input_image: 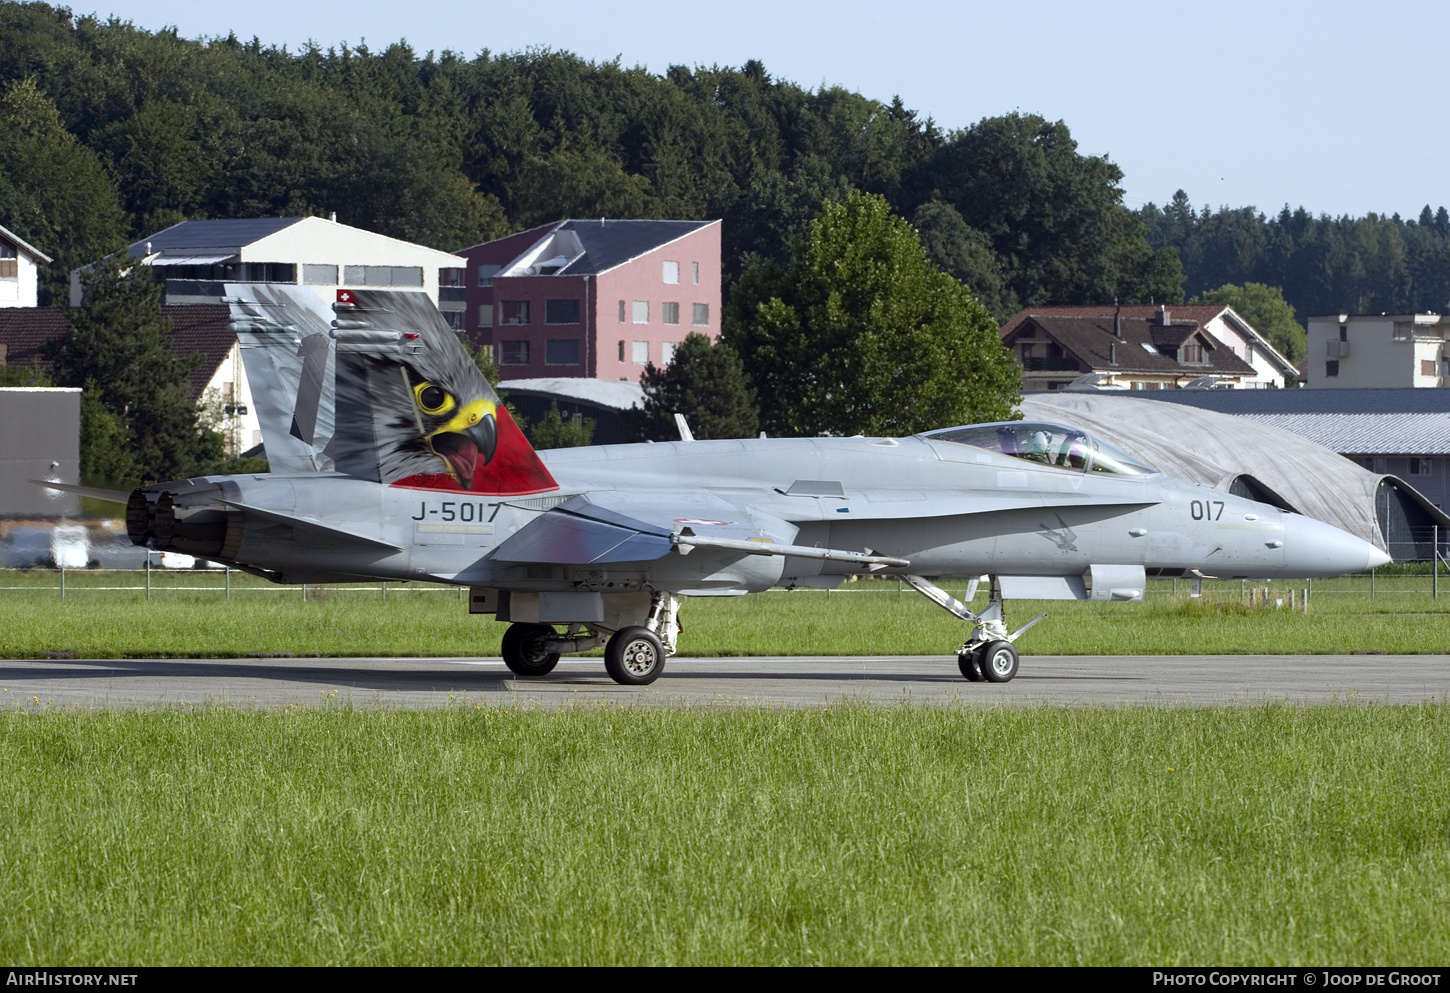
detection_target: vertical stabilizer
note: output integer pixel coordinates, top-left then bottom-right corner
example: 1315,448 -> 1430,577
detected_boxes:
226,285 -> 557,495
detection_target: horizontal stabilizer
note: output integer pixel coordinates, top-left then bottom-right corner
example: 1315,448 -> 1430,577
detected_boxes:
221,499 -> 404,551
29,480 -> 129,505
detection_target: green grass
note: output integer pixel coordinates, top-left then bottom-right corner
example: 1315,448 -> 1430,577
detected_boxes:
1,570 -> 1447,658
1,704 -> 1448,965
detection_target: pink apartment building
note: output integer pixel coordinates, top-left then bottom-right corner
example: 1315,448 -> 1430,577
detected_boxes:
459,219 -> 722,382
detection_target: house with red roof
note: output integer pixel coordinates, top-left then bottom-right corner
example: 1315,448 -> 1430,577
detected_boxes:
1000,304 -> 1298,390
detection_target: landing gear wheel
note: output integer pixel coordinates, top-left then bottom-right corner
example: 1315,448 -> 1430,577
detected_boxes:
979,640 -> 1019,683
604,626 -> 665,686
501,622 -> 560,676
957,650 -> 984,682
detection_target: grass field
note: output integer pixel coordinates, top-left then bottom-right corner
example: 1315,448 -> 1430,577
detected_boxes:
1,569 -> 1447,658
1,703 -> 1447,965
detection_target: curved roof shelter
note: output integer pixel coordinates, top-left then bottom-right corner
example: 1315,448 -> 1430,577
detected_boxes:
1021,393 -> 1450,560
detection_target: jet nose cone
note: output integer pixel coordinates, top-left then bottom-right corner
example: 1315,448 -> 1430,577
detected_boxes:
1282,514 -> 1391,577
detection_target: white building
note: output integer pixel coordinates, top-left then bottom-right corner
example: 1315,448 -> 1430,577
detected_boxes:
1307,314 -> 1450,388
0,224 -> 52,309
70,216 -> 468,324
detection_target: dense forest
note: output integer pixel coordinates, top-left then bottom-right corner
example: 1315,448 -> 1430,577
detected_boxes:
3,0 -> 1448,330
1139,191 -> 1450,321
0,0 -> 1177,317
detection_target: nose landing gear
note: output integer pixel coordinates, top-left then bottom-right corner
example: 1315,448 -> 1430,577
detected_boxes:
901,574 -> 1041,684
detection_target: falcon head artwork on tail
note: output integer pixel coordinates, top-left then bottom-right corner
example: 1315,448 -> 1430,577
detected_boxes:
228,285 -> 556,496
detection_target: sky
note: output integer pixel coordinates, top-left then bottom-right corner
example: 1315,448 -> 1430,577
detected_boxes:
90,0 -> 1450,221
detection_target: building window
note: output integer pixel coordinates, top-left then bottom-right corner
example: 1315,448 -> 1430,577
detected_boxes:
500,301 -> 531,326
1410,458 -> 1433,475
546,340 -> 581,365
632,341 -> 649,364
662,302 -> 680,325
618,340 -> 625,363
1326,360 -> 1340,377
444,311 -> 463,330
302,264 -> 338,285
344,265 -> 422,287
692,262 -> 700,285
1394,323 -> 1413,342
663,261 -> 679,284
1180,339 -> 1204,364
478,304 -> 493,328
692,303 -> 709,327
618,300 -> 626,323
0,240 -> 15,258
662,341 -> 680,364
440,268 -> 464,287
499,341 -> 530,365
1340,325 -> 1348,342
1245,343 -> 1254,363
632,301 -> 649,324
546,299 -> 581,325
478,264 -> 501,287
1423,360 -> 1438,377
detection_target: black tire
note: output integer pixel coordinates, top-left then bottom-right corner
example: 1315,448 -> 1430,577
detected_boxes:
604,626 -> 665,686
979,640 -> 1019,683
957,650 -> 984,682
500,622 -> 559,676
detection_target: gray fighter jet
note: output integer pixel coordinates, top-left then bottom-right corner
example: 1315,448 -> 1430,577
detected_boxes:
101,287 -> 1391,685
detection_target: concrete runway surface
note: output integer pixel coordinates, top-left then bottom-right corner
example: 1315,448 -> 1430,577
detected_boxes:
0,654 -> 1447,709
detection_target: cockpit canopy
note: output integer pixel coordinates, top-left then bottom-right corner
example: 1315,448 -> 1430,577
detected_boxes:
920,421 -> 1159,476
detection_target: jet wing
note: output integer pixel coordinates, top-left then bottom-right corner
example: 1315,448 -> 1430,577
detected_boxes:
491,492 -> 797,565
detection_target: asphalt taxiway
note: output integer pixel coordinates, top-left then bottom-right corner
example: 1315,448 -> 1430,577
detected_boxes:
0,654 -> 1446,709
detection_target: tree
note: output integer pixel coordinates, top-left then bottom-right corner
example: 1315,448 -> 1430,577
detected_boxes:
910,198 -> 1017,322
724,191 -> 1020,437
0,77 -> 127,305
914,113 -> 1181,307
1188,282 -> 1307,363
527,402 -> 595,449
47,254 -> 222,484
634,332 -> 758,441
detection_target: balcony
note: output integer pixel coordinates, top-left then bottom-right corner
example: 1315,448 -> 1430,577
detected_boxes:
1022,357 -> 1080,372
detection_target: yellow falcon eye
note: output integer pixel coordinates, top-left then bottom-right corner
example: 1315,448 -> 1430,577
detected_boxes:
413,382 -> 456,417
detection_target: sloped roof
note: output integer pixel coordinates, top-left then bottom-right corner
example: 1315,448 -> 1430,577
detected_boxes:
0,223 -> 53,264
0,306 -> 233,401
0,308 -> 69,369
1002,304 -> 1298,376
1010,315 -> 1256,377
1001,304 -> 1235,337
555,219 -> 713,275
165,306 -> 235,398
129,218 -> 305,257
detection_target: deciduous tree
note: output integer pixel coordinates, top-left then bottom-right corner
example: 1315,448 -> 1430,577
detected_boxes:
725,191 -> 1020,437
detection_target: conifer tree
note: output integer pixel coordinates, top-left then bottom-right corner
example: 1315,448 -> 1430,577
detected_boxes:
48,255 -> 222,484
635,333 -> 759,441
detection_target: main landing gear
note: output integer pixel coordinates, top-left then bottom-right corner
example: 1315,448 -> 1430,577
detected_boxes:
899,574 -> 1042,684
499,592 -> 680,686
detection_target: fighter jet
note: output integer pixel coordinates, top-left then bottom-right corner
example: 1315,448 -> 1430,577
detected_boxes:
96,287 -> 1390,686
